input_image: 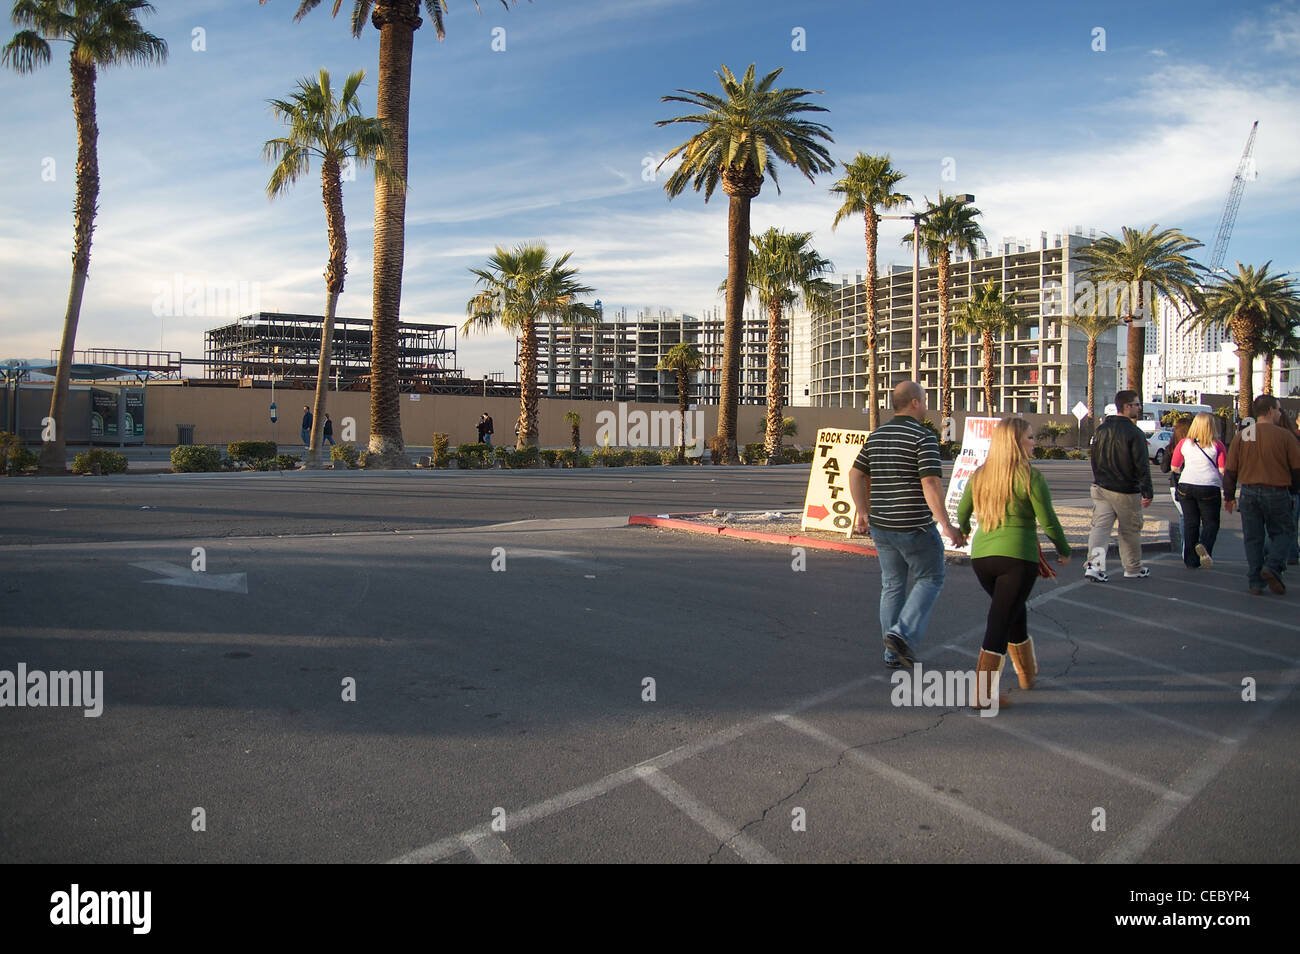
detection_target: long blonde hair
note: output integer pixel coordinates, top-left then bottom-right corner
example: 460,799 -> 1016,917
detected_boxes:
1187,412 -> 1216,449
968,418 -> 1032,532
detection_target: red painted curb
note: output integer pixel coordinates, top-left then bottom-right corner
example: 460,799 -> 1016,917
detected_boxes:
629,513 -> 880,557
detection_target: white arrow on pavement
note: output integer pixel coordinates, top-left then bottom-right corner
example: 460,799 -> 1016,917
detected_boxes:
131,560 -> 248,593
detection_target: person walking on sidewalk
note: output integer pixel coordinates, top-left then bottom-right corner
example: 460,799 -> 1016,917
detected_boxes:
958,418 -> 1071,710
301,406 -> 312,451
322,413 -> 335,448
1262,408 -> 1300,567
849,381 -> 966,670
477,412 -> 494,448
1085,390 -> 1153,582
1223,395 -> 1300,596
1170,412 -> 1225,569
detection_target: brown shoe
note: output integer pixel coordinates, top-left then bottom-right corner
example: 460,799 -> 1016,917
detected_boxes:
1262,568 -> 1286,595
973,650 -> 1010,711
1007,637 -> 1037,690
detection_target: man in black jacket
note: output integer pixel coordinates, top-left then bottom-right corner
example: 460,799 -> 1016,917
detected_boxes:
1085,390 -> 1154,582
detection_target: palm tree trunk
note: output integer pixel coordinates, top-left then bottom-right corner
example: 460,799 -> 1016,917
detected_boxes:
938,250 -> 952,422
1126,282 -> 1145,397
1262,353 -> 1274,396
717,191 -> 752,465
40,61 -> 100,474
982,330 -> 994,413
765,299 -> 784,463
1086,335 -> 1097,426
518,318 -> 538,448
308,155 -> 347,469
677,368 -> 688,464
366,1 -> 419,468
865,211 -> 880,429
1239,348 -> 1254,419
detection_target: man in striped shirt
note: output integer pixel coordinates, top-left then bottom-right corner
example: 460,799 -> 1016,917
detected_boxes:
849,381 -> 965,669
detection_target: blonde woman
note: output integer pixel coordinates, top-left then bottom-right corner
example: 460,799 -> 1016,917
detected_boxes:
1170,412 -> 1226,569
957,418 -> 1071,709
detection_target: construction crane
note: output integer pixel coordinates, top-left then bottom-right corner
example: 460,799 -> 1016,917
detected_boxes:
1209,121 -> 1259,271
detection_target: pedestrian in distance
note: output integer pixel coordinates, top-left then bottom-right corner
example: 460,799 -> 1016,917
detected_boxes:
957,418 -> 1071,710
1170,412 -> 1226,569
1085,390 -> 1153,582
301,406 -> 312,451
323,413 -> 335,448
1262,408 -> 1300,567
1225,395 -> 1300,595
848,380 -> 966,671
477,412 -> 494,448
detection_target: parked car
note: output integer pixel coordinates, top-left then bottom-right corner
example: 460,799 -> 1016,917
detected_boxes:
1147,428 -> 1174,464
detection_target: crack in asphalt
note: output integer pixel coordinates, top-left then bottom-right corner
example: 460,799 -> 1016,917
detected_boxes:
705,709 -> 955,863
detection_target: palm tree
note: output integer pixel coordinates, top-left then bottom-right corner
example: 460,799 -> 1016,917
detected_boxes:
829,153 -> 910,429
1062,288 -> 1123,433
952,279 -> 1020,414
1255,311 -> 1300,396
1073,225 -> 1203,400
463,244 -> 596,449
4,0 -> 166,473
900,193 -> 985,423
284,0 -> 522,468
264,69 -> 401,468
1181,263 -> 1300,418
656,343 -> 703,464
656,63 -> 833,464
731,228 -> 832,463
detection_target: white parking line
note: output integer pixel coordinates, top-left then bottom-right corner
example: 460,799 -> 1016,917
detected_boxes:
1035,681 -> 1238,745
1074,638 -> 1262,696
775,714 -> 1080,864
1054,596 -> 1300,662
636,767 -> 781,864
460,832 -> 520,864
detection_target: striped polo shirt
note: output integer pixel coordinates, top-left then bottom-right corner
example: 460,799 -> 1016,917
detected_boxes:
852,415 -> 942,531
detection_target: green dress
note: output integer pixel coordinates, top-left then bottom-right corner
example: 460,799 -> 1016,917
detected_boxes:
957,466 -> 1072,562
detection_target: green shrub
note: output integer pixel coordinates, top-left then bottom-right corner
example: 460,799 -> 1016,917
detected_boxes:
591,447 -> 630,467
330,443 -> 360,468
1067,450 -> 1088,460
456,442 -> 492,469
539,449 -> 558,467
1031,445 -> 1048,460
272,453 -> 301,470
797,449 -> 815,463
659,448 -> 681,465
227,440 -> 277,461
741,442 -> 767,464
72,449 -> 128,475
0,432 -> 38,473
494,446 -> 510,466
755,416 -> 798,437
1045,446 -> 1069,460
431,433 -> 450,466
171,445 -> 222,472
508,446 -> 540,468
555,449 -> 590,468
630,449 -> 661,466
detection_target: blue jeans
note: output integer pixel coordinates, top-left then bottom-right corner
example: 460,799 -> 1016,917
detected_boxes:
1175,483 -> 1221,567
1240,486 -> 1293,589
301,427 -> 310,447
872,524 -> 946,659
1262,491 -> 1300,565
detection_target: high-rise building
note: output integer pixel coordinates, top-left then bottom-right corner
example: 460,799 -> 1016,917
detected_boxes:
812,230 -> 1117,418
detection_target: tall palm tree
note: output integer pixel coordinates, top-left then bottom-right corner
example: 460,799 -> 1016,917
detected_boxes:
4,0 -> 166,473
656,342 -> 703,464
1073,225 -> 1203,400
731,228 -> 832,463
264,68 -> 401,468
1181,263 -> 1300,417
1062,288 -> 1123,432
952,279 -> 1020,415
829,153 -> 910,429
284,0 -> 523,468
1255,311 -> 1300,396
901,193 -> 985,423
463,244 -> 596,448
656,63 -> 833,464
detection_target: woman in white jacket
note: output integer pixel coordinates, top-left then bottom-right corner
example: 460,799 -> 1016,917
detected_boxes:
1170,412 -> 1226,569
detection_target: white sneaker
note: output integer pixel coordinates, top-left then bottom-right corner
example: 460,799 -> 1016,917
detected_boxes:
1195,544 -> 1213,568
1124,567 -> 1151,579
1084,565 -> 1108,583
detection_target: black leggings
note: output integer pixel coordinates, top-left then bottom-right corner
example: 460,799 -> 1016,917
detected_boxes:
971,556 -> 1040,653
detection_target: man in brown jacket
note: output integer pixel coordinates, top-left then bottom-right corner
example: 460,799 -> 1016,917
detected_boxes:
1224,395 -> 1300,595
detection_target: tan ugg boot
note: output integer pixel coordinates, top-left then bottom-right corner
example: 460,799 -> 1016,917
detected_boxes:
973,650 -> 1010,711
1007,637 -> 1037,690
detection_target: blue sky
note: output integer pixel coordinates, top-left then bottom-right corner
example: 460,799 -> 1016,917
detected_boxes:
2,0 -> 1298,378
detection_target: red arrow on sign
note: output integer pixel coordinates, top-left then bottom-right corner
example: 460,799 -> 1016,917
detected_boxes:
805,504 -> 828,520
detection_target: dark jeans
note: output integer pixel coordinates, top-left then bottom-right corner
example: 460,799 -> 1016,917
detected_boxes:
971,555 -> 1039,654
1239,486 -> 1293,589
1262,492 -> 1300,565
1176,483 -> 1221,567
